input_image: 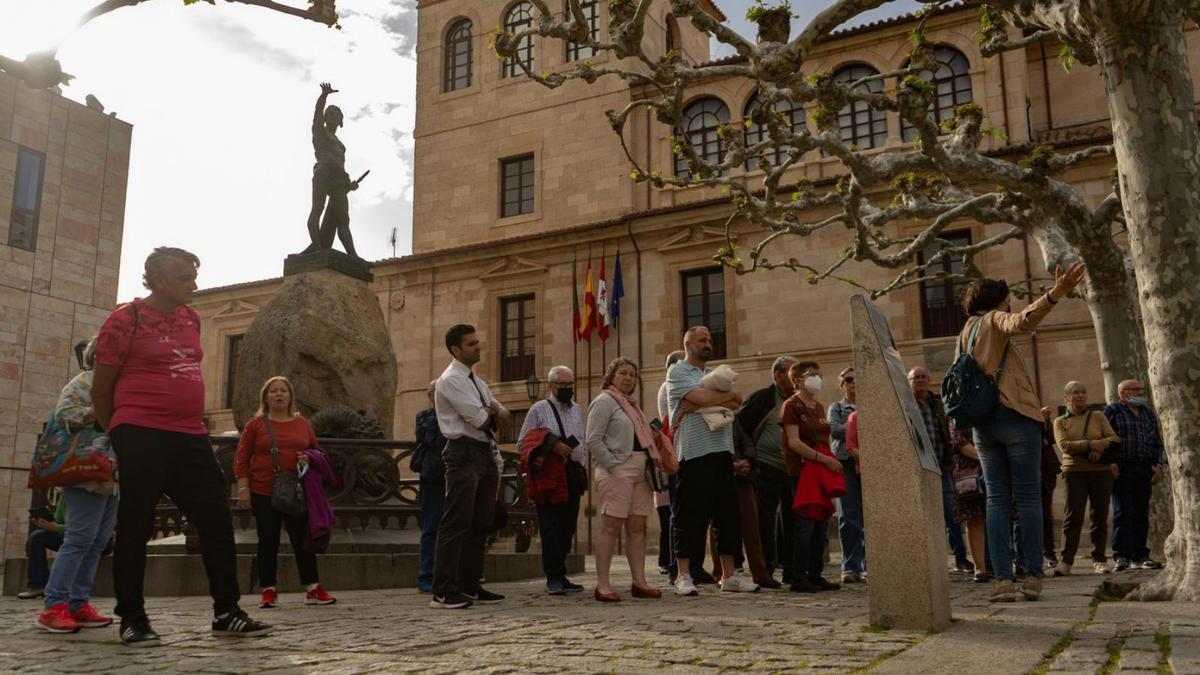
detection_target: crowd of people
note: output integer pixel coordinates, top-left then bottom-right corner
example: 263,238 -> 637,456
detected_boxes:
20,247 -> 1170,640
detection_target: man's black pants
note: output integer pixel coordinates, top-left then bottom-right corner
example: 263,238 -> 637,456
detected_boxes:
753,463 -> 795,578
535,494 -> 580,581
673,451 -> 741,561
432,437 -> 499,596
110,425 -> 240,620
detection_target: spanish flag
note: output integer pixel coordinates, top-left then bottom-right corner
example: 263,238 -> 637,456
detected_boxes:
580,256 -> 595,342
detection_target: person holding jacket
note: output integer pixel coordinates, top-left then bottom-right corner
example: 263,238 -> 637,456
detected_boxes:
1053,381 -> 1120,575
235,376 -> 336,609
955,261 -> 1087,602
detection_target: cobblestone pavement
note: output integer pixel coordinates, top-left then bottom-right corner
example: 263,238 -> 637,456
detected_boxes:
0,560 -> 1190,673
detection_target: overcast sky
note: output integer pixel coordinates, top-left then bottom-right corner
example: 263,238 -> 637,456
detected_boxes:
0,0 -> 917,301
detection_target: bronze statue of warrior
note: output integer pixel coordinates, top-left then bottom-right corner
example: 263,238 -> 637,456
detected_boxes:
303,82 -> 368,257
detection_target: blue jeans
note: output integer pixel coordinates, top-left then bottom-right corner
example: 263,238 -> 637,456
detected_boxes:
974,406 -> 1045,581
1111,462 -> 1154,562
25,529 -> 64,589
418,479 -> 446,590
837,459 -> 866,574
44,487 -> 119,611
941,469 -> 968,563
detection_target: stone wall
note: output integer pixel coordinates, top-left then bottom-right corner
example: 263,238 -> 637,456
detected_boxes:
0,72 -> 132,563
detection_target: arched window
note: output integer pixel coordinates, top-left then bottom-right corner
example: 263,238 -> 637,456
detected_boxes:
443,19 -> 473,92
565,0 -> 599,62
675,97 -> 731,179
832,64 -> 887,150
665,13 -> 681,54
743,91 -> 805,171
502,2 -> 535,78
902,46 -> 973,141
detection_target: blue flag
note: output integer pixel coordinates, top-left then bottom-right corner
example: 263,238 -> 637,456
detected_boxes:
611,250 -> 625,324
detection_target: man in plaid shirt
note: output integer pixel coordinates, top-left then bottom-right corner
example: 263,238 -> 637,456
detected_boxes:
1102,379 -> 1166,571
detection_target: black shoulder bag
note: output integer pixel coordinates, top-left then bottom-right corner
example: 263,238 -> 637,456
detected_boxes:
942,315 -> 1011,428
264,418 -> 307,517
548,402 -> 587,497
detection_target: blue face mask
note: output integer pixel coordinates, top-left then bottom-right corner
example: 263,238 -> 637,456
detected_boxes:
1128,396 -> 1149,407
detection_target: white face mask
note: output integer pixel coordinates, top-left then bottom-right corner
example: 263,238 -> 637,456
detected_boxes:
804,375 -> 823,394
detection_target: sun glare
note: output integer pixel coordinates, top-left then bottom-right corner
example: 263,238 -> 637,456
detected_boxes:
1,1 -> 92,58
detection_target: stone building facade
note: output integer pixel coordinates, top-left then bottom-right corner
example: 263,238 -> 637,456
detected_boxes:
0,72 -> 131,562
192,4 -> 1197,547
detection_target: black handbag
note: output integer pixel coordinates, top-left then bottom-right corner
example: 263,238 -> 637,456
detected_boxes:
942,316 -> 1010,429
264,418 -> 306,517
548,401 -> 588,497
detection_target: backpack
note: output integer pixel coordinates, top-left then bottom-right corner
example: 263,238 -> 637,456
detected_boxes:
941,314 -> 1010,429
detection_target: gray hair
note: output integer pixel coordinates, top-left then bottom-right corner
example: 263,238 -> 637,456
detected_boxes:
1064,380 -> 1087,396
772,356 -> 797,374
142,246 -> 200,291
548,365 -> 573,383
664,350 -> 685,369
683,326 -> 709,344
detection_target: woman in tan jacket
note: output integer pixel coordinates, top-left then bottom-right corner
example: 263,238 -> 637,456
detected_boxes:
957,262 -> 1086,602
1052,381 -> 1120,576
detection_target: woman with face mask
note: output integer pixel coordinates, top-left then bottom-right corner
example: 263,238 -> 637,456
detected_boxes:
780,361 -> 844,593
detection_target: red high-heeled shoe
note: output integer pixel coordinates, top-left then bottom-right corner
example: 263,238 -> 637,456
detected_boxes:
594,588 -> 621,603
630,584 -> 662,599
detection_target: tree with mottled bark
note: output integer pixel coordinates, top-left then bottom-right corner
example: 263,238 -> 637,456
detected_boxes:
494,0 -> 1198,600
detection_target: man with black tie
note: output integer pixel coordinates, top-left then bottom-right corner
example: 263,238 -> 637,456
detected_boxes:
431,324 -> 510,609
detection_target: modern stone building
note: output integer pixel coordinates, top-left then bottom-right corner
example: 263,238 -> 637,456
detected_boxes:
0,71 -> 132,562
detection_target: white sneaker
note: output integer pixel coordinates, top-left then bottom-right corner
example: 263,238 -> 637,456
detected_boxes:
1093,561 -> 1111,574
674,573 -> 699,597
719,571 -> 760,593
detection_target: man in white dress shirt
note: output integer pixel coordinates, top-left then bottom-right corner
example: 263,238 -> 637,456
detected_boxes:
431,324 -> 510,609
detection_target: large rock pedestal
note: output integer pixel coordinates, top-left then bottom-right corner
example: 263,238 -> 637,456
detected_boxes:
850,295 -> 951,631
232,253 -> 396,431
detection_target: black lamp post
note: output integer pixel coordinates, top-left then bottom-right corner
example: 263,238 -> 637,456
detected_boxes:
525,374 -> 541,401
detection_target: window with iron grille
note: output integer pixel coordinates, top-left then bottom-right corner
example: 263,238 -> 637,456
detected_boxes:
500,154 -> 535,217
9,147 -> 45,251
443,19 -> 473,92
674,97 -> 730,179
902,46 -> 973,142
565,0 -> 599,61
681,268 -> 727,360
224,334 -> 244,408
743,91 -> 805,171
500,295 -> 536,381
832,64 -> 887,150
502,2 -> 535,78
918,231 -> 972,338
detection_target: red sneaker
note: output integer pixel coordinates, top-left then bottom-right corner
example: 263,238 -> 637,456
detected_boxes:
304,585 -> 336,605
37,603 -> 80,633
70,602 -> 113,628
259,587 -> 278,609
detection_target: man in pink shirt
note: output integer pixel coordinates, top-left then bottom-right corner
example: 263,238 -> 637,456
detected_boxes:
92,247 -> 272,646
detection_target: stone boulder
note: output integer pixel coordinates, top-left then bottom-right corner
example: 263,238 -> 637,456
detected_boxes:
232,268 -> 397,433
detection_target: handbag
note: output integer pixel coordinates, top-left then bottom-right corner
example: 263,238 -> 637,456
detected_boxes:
546,401 -> 588,497
942,315 -> 1010,428
951,457 -> 984,497
264,418 -> 306,517
29,418 -> 116,489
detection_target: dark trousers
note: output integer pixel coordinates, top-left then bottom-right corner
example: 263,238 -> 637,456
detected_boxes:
25,529 -> 64,589
1061,471 -> 1114,564
710,481 -> 769,582
673,452 -> 741,561
535,494 -> 580,581
793,516 -> 829,580
111,425 -> 240,619
250,493 -> 318,588
418,479 -> 446,587
940,469 -> 968,563
1042,479 -> 1057,561
657,504 -> 672,569
753,464 -> 795,579
667,474 -> 705,578
432,438 -> 498,596
1112,462 -> 1154,562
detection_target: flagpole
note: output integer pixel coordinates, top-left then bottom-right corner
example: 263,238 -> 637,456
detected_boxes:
615,243 -> 622,356
585,245 -> 594,556
600,242 -> 607,370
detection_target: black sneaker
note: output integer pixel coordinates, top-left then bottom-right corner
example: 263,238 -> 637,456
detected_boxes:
464,588 -> 505,604
546,578 -> 567,595
789,579 -> 820,594
954,559 -> 974,574
119,616 -> 161,647
1113,558 -> 1132,572
211,610 -> 273,637
810,576 -> 842,591
562,578 -> 584,593
430,592 -> 473,609
1136,558 -> 1163,570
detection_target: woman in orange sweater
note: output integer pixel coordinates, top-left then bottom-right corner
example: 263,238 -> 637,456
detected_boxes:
234,376 -> 336,609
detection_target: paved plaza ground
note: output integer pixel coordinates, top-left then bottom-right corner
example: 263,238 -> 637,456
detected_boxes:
0,559 -> 1195,674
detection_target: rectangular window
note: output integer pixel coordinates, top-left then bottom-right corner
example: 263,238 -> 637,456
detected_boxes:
918,231 -> 972,338
681,268 -> 727,360
565,0 -> 599,62
500,295 -> 536,381
500,154 -> 535,217
8,147 -> 46,251
498,409 -> 529,445
224,334 -> 243,408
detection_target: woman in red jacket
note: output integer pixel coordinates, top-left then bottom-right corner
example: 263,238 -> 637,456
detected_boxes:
234,376 -> 336,609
